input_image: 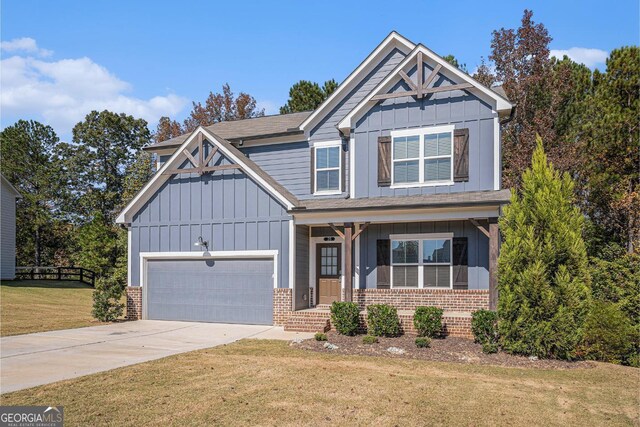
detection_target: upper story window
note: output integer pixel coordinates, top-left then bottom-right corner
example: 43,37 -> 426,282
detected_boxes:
390,233 -> 452,289
391,125 -> 455,187
314,142 -> 342,194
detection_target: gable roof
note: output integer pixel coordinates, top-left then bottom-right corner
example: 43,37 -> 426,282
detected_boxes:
144,111 -> 310,152
337,44 -> 513,133
117,127 -> 299,224
1,174 -> 21,198
298,31 -> 416,132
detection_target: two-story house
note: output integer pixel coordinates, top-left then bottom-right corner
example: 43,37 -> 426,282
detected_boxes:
116,32 -> 513,337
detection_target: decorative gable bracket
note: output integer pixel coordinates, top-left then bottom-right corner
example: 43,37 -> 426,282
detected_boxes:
162,132 -> 241,176
371,52 -> 472,102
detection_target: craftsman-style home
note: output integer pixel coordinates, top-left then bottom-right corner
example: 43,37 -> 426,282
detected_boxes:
117,32 -> 513,336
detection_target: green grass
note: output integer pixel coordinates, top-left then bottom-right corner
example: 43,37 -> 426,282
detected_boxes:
1,340 -> 637,426
1,280 -> 97,336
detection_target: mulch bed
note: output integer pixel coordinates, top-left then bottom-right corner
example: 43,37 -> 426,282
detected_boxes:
296,332 -> 594,369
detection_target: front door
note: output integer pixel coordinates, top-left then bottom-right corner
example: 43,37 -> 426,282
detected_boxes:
317,243 -> 341,305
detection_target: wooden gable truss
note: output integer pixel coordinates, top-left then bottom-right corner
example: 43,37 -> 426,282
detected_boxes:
162,132 -> 241,176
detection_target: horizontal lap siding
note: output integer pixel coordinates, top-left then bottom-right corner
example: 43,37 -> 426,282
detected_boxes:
242,141 -> 310,198
354,64 -> 496,198
131,148 -> 290,288
357,221 -> 489,290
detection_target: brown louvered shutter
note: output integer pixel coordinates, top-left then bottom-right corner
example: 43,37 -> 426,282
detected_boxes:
453,128 -> 469,182
376,239 -> 391,289
310,147 -> 315,194
377,135 -> 392,187
452,237 -> 468,290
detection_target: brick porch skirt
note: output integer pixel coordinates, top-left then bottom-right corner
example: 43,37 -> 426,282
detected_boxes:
125,286 -> 294,326
353,289 -> 489,312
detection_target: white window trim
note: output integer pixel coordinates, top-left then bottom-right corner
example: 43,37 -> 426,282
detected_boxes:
389,232 -> 453,290
390,125 -> 455,189
313,140 -> 342,196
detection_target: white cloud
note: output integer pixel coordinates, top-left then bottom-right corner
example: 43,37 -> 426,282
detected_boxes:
256,100 -> 280,115
549,47 -> 608,69
1,41 -> 188,137
1,37 -> 52,57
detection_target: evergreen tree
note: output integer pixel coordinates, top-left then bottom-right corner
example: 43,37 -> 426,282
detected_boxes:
497,137 -> 591,360
280,79 -> 338,114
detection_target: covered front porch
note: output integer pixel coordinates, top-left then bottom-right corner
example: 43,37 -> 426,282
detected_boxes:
284,193 -> 508,335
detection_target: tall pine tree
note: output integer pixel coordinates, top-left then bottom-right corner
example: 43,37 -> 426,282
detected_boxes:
498,137 -> 591,360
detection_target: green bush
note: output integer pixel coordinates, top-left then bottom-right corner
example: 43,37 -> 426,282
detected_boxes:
92,276 -> 125,322
362,335 -> 378,344
581,301 -> 638,365
330,302 -> 360,336
472,310 -> 499,352
314,332 -> 327,341
367,304 -> 401,337
415,337 -> 431,348
413,306 -> 443,338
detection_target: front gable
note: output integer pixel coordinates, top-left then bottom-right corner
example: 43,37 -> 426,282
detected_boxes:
117,127 -> 297,224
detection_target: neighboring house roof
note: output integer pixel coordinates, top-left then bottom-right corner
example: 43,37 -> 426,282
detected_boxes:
144,111 -> 310,152
294,190 -> 512,213
1,174 -> 21,198
336,44 -> 513,133
117,127 -> 299,224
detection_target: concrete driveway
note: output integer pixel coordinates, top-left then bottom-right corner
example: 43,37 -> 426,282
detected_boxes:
1,320 -> 311,394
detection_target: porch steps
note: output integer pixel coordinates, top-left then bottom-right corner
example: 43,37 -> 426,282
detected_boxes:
284,310 -> 331,333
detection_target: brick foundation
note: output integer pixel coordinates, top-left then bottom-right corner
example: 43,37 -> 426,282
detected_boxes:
353,289 -> 489,312
126,286 -> 142,320
273,288 -> 293,326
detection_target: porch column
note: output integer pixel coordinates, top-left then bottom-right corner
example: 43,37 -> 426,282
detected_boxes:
343,223 -> 353,302
489,218 -> 499,310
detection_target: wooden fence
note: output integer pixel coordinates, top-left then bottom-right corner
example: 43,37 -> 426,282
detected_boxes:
15,266 -> 96,287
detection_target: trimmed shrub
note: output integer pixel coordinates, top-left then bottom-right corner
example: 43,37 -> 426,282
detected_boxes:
413,306 -> 443,338
362,335 -> 378,345
581,301 -> 638,365
415,337 -> 431,348
472,310 -> 499,354
314,332 -> 327,341
367,304 -> 401,337
330,301 -> 360,336
92,276 -> 125,322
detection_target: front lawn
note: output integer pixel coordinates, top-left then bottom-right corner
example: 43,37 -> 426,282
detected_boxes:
1,340 -> 637,426
0,280 -> 96,336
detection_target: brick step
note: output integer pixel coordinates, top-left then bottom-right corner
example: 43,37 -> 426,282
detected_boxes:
284,310 -> 331,333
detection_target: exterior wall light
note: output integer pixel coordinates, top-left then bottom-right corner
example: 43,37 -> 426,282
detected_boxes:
194,236 -> 209,251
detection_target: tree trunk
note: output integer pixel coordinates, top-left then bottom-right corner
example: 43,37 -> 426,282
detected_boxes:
35,226 -> 41,267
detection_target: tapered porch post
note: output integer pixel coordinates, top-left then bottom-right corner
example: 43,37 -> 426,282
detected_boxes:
489,219 -> 499,310
343,223 -> 353,302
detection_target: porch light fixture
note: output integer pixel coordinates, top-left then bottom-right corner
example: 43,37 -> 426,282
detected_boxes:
194,236 -> 209,251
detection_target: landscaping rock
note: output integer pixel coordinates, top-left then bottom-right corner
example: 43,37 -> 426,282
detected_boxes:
528,356 -> 539,361
290,338 -> 304,345
323,343 -> 339,350
387,347 -> 406,355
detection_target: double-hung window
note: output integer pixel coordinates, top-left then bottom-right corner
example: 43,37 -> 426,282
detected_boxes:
391,125 -> 454,187
390,234 -> 452,288
314,142 -> 342,194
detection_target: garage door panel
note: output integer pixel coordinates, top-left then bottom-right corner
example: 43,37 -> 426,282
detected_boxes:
146,258 -> 274,325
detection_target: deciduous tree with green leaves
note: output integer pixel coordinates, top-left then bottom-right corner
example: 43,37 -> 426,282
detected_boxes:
280,79 -> 338,114
497,138 -> 591,360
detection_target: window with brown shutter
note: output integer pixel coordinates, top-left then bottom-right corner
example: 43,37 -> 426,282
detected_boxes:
377,135 -> 391,186
376,239 -> 390,289
452,237 -> 468,289
453,128 -> 469,182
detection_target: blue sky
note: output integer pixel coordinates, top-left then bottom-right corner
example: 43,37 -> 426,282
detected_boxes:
1,0 -> 638,141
